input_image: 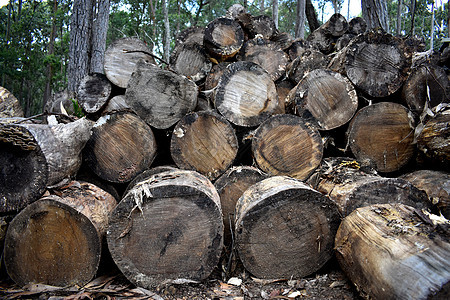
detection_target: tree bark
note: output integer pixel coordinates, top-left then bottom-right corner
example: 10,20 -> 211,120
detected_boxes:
43,0 -> 58,112
335,203 -> 450,300
361,0 -> 389,31
272,0 -> 279,29
106,169 -> 223,288
90,0 -> 110,74
163,0 -> 171,63
295,0 -> 306,39
286,48 -> 330,86
235,176 -> 340,279
305,0 -> 320,32
0,87 -> 24,118
396,0 -> 403,36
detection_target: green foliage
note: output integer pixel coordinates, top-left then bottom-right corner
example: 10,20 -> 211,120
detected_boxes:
71,98 -> 85,118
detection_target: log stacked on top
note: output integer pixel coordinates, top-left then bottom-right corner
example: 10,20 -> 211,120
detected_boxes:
0,4 -> 449,297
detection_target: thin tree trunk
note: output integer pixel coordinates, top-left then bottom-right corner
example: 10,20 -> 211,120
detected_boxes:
396,0 -> 403,36
430,0 -> 435,50
43,0 -> 58,112
90,0 -> 110,74
2,1 -> 13,87
163,0 -> 170,63
410,0 -> 416,35
272,0 -> 278,29
305,0 -> 320,32
347,0 -> 350,20
260,0 -> 265,12
295,0 -> 306,39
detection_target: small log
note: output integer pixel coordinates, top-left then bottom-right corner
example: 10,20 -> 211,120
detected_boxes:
252,114 -> 323,180
306,27 -> 334,54
286,39 -> 311,61
106,169 -> 223,288
170,110 -> 238,180
243,38 -> 289,82
44,89 -> 76,116
4,181 -> 116,287
174,26 -> 204,48
77,73 -> 112,114
104,37 -> 156,89
170,42 -> 212,82
401,63 -> 449,114
0,86 -> 24,118
214,166 -> 268,244
321,13 -> 348,37
347,102 -> 416,173
335,33 -> 354,51
214,61 -> 280,127
286,49 -> 329,84
83,111 -> 157,183
235,176 -> 341,279
226,3 -> 246,19
125,61 -> 198,129
308,157 -> 430,217
400,169 -> 450,219
270,31 -> 294,51
243,15 -> 278,40
289,69 -> 358,130
417,109 -> 450,168
348,17 -> 367,35
335,203 -> 450,300
102,95 -> 130,113
204,17 -> 244,61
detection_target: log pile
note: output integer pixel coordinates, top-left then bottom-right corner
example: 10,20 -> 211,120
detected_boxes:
1,4 -> 449,298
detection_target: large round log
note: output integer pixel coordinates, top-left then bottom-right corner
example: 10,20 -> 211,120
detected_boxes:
170,42 -> 212,82
235,176 -> 341,279
125,61 -> 198,129
77,73 -> 112,114
321,13 -> 348,37
4,181 -> 116,287
104,37 -> 156,88
170,110 -> 238,180
348,17 -> 367,35
400,169 -> 450,219
0,86 -> 24,118
214,61 -> 281,127
347,102 -> 416,173
83,111 -> 157,183
335,203 -> 450,300
252,114 -> 323,180
204,17 -> 244,61
308,157 -> 430,217
289,69 -> 358,130
106,169 -> 223,288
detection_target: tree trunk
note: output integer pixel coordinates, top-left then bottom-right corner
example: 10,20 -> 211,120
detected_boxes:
361,0 -> 389,31
430,0 -> 435,50
288,48 -> 330,84
90,0 -> 110,74
288,68 -> 358,131
77,73 -> 112,114
125,61 -> 198,129
83,111 -> 157,183
43,0 -> 58,112
252,114 -> 323,180
235,176 -> 340,279
396,0 -> 403,36
106,169 -> 223,288
307,157 -> 431,217
305,0 -> 320,32
347,102 -> 416,173
204,17 -> 244,61
335,203 -> 450,300
169,42 -> 212,82
295,0 -> 306,39
0,87 -> 24,118
272,0 -> 279,29
163,0 -> 171,63
4,181 -> 116,287
214,61 -> 281,127
170,111 -> 239,181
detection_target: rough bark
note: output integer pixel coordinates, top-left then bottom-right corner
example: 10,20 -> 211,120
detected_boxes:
235,176 -> 340,279
361,0 -> 389,32
295,0 -> 306,39
90,0 -> 110,74
106,169 -> 223,288
305,0 -> 320,32
0,87 -> 24,118
335,203 -> 450,300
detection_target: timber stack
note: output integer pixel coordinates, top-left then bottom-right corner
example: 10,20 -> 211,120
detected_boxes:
0,4 -> 449,298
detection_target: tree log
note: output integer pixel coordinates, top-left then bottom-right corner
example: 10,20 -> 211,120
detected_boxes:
335,203 -> 450,300
125,61 -> 198,129
102,95 -> 130,113
4,181 -> 116,287
306,27 -> 334,54
235,176 -> 340,279
83,111 -> 157,183
308,157 -> 430,217
348,17 -> 367,35
321,13 -> 348,37
0,86 -> 24,118
174,26 -> 204,49
204,17 -> 244,61
289,69 -> 358,130
243,15 -> 278,40
214,61 -> 281,127
170,42 -> 212,82
106,169 -> 223,288
214,166 -> 268,244
252,114 -> 323,180
400,169 -> 450,219
347,102 -> 416,173
77,73 -> 112,114
104,37 -> 156,88
286,49 -> 329,84
170,110 -> 238,180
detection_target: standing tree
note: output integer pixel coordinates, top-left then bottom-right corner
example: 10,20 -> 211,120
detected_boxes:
361,0 -> 389,31
43,0 -> 58,111
273,0 -> 279,28
295,0 -> 306,38
163,0 -> 170,63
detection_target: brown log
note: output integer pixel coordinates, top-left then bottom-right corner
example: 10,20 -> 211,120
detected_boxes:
400,169 -> 450,219
286,39 -> 311,61
335,33 -> 354,52
214,166 -> 268,244
289,69 -> 358,130
77,73 -> 112,114
169,42 -> 212,82
306,27 -> 334,54
348,17 -> 367,35
335,203 -> 450,300
204,17 -> 244,61
401,63 -> 449,114
270,31 -> 294,51
252,114 -> 323,180
286,49 -> 329,84
83,111 -> 157,183
4,181 -> 116,287
275,79 -> 294,112
174,26 -> 204,49
104,37 -> 156,88
235,176 -> 341,279
101,95 -> 130,113
124,165 -> 178,195
214,61 -> 281,127
106,169 -> 223,288
170,110 -> 238,180
125,61 -> 198,129
243,15 -> 278,40
321,13 -> 348,37
308,157 -> 431,217
243,38 -> 289,82
0,86 -> 24,118
347,102 -> 416,173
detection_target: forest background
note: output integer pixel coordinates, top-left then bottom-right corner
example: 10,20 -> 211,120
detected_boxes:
0,0 -> 448,117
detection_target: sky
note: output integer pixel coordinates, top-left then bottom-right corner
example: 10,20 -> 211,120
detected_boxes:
0,0 -> 7,8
